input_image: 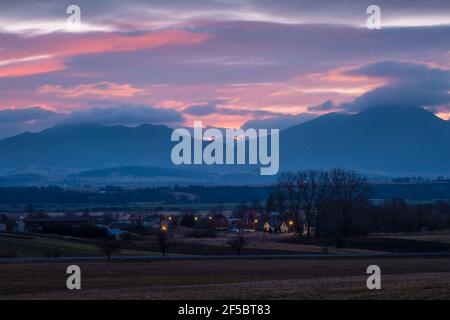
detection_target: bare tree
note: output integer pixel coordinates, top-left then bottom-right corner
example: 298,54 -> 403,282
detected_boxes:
99,239 -> 120,260
157,231 -> 170,256
295,171 -> 313,237
272,169 -> 371,241
227,233 -> 248,255
274,173 -> 304,236
296,170 -> 332,237
329,168 -> 372,246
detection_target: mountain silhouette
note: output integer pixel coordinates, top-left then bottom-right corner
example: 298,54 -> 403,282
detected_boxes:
280,105 -> 450,175
0,106 -> 449,182
0,123 -> 174,170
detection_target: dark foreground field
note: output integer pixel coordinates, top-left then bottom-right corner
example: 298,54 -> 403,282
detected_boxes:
1,257 -> 449,299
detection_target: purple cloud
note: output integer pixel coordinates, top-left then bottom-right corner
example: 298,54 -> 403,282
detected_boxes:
0,107 -> 65,138
65,104 -> 184,125
0,105 -> 184,139
308,100 -> 335,112
341,61 -> 450,112
242,113 -> 318,130
183,99 -> 276,117
183,99 -> 227,116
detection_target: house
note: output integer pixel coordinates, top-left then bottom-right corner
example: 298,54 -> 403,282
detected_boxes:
279,222 -> 289,233
96,224 -> 131,240
210,215 -> 229,230
143,216 -> 162,230
242,209 -> 261,220
109,221 -> 135,229
121,213 -> 141,223
108,228 -> 130,240
263,218 -> 290,233
160,219 -> 170,231
15,217 -> 26,232
227,217 -> 258,231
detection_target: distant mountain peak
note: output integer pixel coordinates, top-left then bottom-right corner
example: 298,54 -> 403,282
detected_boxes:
0,105 -> 450,180
280,104 -> 450,175
354,105 -> 446,127
357,105 -> 439,117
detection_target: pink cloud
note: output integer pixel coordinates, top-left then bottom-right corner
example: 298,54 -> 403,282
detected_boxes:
0,59 -> 65,78
37,82 -> 146,99
149,67 -> 386,127
436,111 -> 450,120
0,29 -> 211,78
0,60 -> 399,129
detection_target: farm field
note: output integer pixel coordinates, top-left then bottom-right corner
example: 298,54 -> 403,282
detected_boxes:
0,232 -> 159,258
176,232 -> 379,254
374,233 -> 450,244
2,230 -> 450,258
0,257 -> 449,299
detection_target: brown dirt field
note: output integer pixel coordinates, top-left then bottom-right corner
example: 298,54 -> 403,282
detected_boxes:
1,257 -> 449,300
178,233 -> 379,254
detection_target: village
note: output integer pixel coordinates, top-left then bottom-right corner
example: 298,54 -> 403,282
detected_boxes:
0,204 -> 316,258
8,207 -> 300,240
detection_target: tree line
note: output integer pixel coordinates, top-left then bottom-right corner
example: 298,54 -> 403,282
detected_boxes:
1,183 -> 450,205
269,169 -> 450,246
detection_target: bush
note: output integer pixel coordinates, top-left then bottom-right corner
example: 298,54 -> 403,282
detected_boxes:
186,228 -> 218,238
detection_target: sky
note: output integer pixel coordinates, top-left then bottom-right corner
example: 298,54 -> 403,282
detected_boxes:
0,0 -> 449,138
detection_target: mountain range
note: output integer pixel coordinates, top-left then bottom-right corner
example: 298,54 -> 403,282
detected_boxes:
0,105 -> 449,185
280,105 -> 450,175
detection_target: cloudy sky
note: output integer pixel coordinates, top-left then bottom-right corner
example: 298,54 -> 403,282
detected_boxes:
0,0 -> 449,138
